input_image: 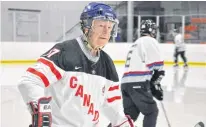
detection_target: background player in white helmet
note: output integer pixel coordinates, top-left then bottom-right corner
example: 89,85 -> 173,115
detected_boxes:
109,19 -> 165,127
18,2 -> 134,127
173,28 -> 188,68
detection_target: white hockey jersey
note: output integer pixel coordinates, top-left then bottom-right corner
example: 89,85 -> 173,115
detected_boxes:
18,36 -> 128,127
121,36 -> 164,84
174,33 -> 186,52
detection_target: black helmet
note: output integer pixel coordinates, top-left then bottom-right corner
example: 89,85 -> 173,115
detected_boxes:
140,19 -> 158,37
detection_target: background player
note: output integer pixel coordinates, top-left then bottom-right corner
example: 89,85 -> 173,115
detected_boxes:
117,19 -> 165,127
173,28 -> 188,68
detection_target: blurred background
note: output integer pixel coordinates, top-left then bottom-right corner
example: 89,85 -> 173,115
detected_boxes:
1,1 -> 206,43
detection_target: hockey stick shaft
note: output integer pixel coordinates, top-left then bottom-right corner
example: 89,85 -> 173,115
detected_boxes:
160,101 -> 171,127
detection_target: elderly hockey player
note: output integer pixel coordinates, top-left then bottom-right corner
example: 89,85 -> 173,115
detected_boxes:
108,19 -> 165,127
18,2 -> 134,127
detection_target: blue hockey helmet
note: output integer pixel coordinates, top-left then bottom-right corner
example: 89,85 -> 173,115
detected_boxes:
140,19 -> 158,37
80,2 -> 119,37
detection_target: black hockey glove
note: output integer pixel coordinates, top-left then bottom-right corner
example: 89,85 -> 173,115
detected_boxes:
150,70 -> 165,101
150,83 -> 163,101
150,70 -> 165,85
28,97 -> 52,127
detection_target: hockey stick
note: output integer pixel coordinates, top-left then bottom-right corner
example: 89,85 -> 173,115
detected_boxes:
160,101 -> 204,127
160,101 -> 172,127
194,121 -> 205,127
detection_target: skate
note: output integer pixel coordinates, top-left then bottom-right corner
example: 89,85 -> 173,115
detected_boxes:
173,63 -> 179,68
183,63 -> 189,71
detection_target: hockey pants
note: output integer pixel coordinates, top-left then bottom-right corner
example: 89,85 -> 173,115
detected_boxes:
121,81 -> 158,127
174,49 -> 187,65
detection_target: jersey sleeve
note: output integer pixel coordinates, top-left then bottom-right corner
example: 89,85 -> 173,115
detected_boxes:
100,54 -> 127,125
18,43 -> 65,103
143,39 -> 164,71
101,81 -> 127,125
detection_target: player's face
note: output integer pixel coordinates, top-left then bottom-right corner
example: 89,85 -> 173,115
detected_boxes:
89,20 -> 114,49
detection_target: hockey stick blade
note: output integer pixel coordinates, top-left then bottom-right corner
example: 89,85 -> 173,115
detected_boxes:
194,121 -> 205,127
